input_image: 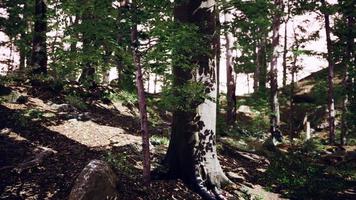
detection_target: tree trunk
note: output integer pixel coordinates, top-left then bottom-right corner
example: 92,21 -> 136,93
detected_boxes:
321,0 -> 335,145
254,41 -> 260,92
78,8 -> 95,86
154,74 -> 158,94
341,15 -> 354,145
224,12 -> 236,126
165,1 -> 230,199
131,1 -> 151,186
282,0 -> 290,88
31,0 -> 47,74
259,36 -> 267,93
215,7 -> 221,124
270,0 -> 282,136
289,53 -> 297,143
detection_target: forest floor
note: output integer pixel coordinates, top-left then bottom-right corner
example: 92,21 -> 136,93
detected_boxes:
0,82 -> 355,200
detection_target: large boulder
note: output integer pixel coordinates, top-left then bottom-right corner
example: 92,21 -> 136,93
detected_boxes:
68,160 -> 119,200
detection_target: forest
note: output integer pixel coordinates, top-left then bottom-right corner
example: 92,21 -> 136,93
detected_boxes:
0,0 -> 355,199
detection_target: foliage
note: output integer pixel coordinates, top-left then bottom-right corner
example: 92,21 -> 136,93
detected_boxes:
265,149 -> 354,199
150,135 -> 169,146
24,108 -> 44,120
105,151 -> 134,175
64,94 -> 87,110
159,81 -> 208,112
105,90 -> 138,107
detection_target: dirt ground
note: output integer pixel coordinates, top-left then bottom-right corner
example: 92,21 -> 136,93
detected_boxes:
0,85 -> 354,200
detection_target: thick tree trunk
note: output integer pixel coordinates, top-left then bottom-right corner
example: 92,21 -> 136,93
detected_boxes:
321,0 -> 335,145
341,15 -> 354,145
165,1 -> 230,199
131,1 -> 151,186
31,0 -> 47,74
270,0 -> 282,135
224,13 -> 236,126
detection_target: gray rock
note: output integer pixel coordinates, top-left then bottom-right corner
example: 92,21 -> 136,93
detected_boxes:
51,103 -> 75,112
77,112 -> 91,121
68,160 -> 119,200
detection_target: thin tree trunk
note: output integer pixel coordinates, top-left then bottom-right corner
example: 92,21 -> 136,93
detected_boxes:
215,6 -> 221,123
130,1 -> 150,186
224,12 -> 236,126
78,8 -> 95,86
270,0 -> 282,135
341,15 -> 354,145
254,40 -> 260,92
282,0 -> 289,88
31,0 -> 47,74
154,74 -> 158,94
321,0 -> 335,145
259,36 -> 267,93
146,71 -> 150,93
289,52 -> 297,143
19,41 -> 25,70
70,15 -> 79,53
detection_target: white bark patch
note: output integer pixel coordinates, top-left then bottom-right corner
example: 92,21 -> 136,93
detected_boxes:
194,0 -> 215,14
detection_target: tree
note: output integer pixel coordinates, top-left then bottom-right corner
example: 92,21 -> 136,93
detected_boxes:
164,1 -> 230,199
338,0 -> 355,145
31,0 -> 47,74
282,0 -> 290,88
224,11 -> 236,126
321,0 -> 335,145
269,0 -> 282,136
130,0 -> 151,186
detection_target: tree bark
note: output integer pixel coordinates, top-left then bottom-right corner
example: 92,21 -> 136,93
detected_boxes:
321,0 -> 335,145
78,6 -> 95,86
341,15 -> 354,145
282,0 -> 290,88
165,1 -> 230,199
31,0 -> 47,74
259,36 -> 267,93
130,1 -> 151,186
224,12 -> 236,126
270,0 -> 282,136
254,40 -> 260,92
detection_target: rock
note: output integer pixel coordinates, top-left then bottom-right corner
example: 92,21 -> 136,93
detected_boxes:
236,105 -> 260,121
51,103 -> 75,112
77,112 -> 91,121
69,160 -> 119,200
